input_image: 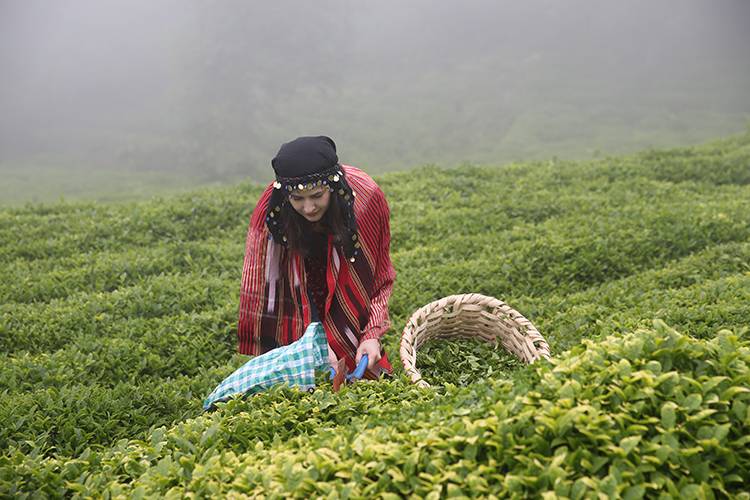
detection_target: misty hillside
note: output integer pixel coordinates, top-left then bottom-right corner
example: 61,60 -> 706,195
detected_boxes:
2,132 -> 749,496
2,0 -> 750,205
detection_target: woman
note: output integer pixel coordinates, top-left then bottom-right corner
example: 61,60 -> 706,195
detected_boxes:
237,136 -> 395,378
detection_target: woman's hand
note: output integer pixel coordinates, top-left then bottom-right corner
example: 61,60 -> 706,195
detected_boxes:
356,338 -> 382,370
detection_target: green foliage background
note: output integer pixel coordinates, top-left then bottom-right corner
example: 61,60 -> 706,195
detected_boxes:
1,132 -> 749,497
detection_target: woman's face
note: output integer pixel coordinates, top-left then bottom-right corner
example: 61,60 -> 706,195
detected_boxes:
288,185 -> 331,222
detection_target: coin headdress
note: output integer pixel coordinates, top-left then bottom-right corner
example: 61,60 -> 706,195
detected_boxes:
266,136 -> 359,261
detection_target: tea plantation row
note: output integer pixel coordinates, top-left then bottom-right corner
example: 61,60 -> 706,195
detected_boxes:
1,131 -> 749,497
3,323 -> 748,498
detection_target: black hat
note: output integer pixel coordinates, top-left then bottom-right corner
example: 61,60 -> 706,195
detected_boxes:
272,136 -> 338,179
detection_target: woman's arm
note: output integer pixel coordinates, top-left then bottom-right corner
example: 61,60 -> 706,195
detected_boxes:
237,186 -> 274,355
359,186 -> 395,343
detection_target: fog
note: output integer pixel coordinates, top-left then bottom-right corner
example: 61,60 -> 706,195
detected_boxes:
1,0 -> 749,202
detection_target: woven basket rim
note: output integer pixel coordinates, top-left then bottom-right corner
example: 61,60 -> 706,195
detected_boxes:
399,293 -> 551,388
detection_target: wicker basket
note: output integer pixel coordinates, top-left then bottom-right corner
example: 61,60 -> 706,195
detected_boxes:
399,293 -> 551,388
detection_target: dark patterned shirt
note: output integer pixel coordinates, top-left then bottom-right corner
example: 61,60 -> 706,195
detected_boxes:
304,230 -> 328,322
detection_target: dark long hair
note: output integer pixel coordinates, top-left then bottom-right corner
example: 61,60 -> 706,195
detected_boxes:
280,192 -> 348,257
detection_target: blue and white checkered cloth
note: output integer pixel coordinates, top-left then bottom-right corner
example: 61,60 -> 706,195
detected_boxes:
204,322 -> 330,410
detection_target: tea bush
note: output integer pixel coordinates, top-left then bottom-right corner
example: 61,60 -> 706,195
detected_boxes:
2,323 -> 748,497
1,131 -> 749,497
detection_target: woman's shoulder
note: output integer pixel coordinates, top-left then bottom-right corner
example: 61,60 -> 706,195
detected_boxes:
343,165 -> 390,228
342,164 -> 377,188
342,165 -> 384,200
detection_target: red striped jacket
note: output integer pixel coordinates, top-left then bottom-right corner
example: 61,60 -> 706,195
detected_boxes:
237,165 -> 395,376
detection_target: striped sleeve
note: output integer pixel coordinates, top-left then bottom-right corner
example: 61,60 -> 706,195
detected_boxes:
237,185 -> 273,355
360,186 -> 396,342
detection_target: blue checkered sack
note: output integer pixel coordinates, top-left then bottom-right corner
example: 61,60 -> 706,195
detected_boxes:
204,322 -> 329,410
